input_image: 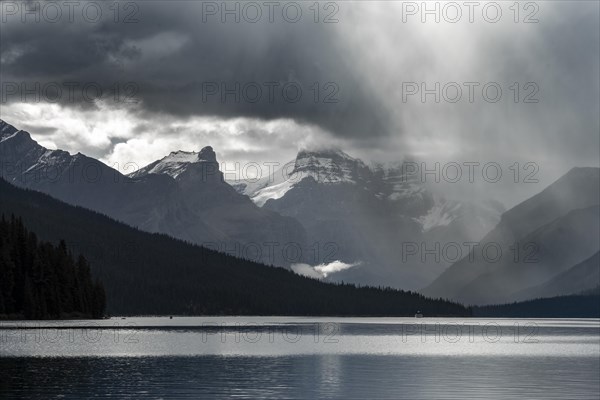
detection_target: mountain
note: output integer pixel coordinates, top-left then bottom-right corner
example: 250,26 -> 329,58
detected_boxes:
423,167 -> 600,305
0,119 -> 501,288
0,120 -> 306,267
129,146 -> 308,266
581,286 -> 600,295
0,178 -> 470,317
513,252 -> 600,300
236,149 -> 504,289
0,120 -> 217,242
473,292 -> 600,318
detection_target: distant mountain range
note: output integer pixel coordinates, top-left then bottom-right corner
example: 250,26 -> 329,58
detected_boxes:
473,290 -> 600,318
424,167 -> 600,305
513,252 -> 599,301
0,120 -> 306,267
0,120 -> 502,289
0,177 -> 469,317
233,149 -> 504,288
2,119 -> 597,303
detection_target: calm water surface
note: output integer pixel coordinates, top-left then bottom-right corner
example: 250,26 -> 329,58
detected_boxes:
1,317 -> 598,399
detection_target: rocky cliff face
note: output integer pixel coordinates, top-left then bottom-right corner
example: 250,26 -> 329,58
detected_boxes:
0,119 -> 307,267
237,148 -> 503,289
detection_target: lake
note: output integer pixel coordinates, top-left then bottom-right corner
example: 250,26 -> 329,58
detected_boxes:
1,317 -> 598,399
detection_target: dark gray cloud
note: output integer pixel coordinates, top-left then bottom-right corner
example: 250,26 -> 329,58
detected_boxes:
0,1 -> 598,208
16,123 -> 56,135
0,1 -> 392,138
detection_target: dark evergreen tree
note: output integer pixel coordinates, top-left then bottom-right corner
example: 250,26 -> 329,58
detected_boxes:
0,178 -> 469,317
0,214 -> 106,319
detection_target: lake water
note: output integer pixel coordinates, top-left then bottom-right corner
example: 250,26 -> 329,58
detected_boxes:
1,317 -> 598,399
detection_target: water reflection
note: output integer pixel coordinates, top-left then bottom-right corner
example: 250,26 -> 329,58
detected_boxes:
0,318 -> 598,399
1,355 -> 598,399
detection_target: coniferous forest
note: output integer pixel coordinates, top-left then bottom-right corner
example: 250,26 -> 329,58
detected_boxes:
4,178 -> 592,319
0,178 -> 469,317
0,215 -> 106,319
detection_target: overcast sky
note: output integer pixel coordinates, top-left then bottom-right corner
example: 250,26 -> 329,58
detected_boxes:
1,1 -> 598,206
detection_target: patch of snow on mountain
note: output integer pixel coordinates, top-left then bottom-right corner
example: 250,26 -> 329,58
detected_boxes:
229,161 -> 293,198
138,151 -> 201,179
243,150 -> 368,205
0,131 -> 22,143
23,150 -> 67,173
130,147 -> 219,180
294,150 -> 362,184
417,199 -> 462,231
252,178 -> 295,206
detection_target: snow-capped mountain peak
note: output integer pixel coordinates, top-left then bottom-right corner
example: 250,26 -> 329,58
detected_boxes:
296,148 -> 355,162
235,148 -> 373,205
293,148 -> 370,184
130,146 -> 218,179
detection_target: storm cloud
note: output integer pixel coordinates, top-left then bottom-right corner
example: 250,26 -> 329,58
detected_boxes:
0,1 -> 392,138
0,1 -> 598,206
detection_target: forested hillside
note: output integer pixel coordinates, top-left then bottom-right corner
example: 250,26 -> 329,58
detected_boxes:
473,293 -> 600,318
0,179 -> 469,317
0,215 -> 106,319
